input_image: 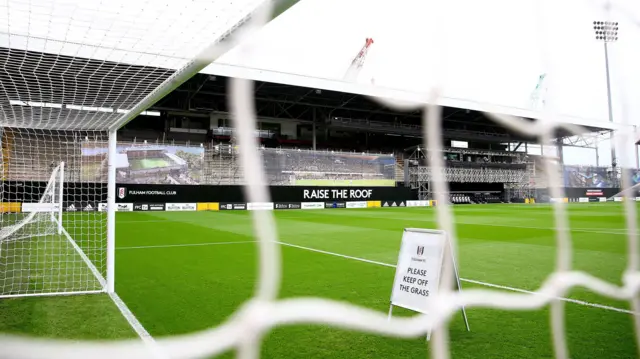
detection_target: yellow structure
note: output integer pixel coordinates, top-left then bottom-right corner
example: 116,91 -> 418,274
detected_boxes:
366,201 -> 381,208
0,202 -> 21,213
197,202 -> 220,211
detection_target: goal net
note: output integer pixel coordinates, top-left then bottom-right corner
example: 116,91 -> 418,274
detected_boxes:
0,129 -> 107,297
1,0 -> 639,359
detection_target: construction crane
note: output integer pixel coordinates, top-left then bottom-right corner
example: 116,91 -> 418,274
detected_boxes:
343,38 -> 374,82
529,73 -> 548,111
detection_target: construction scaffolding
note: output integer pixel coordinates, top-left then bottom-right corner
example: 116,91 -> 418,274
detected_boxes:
406,146 -> 532,202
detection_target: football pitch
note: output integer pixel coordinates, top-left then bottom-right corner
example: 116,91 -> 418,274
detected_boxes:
1,203 -> 637,358
129,158 -> 172,170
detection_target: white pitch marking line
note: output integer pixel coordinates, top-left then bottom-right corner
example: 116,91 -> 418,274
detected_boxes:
118,218 -> 628,236
116,239 -> 636,315
108,291 -> 163,358
276,241 -> 637,316
117,241 -> 258,250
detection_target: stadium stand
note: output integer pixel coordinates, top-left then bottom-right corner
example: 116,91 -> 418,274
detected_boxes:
449,193 -> 472,204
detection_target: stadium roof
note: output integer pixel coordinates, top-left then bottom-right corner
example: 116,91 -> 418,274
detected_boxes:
211,0 -> 639,134
151,72 -> 615,143
0,0 -> 636,137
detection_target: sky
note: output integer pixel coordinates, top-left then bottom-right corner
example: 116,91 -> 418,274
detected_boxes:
214,0 -> 640,166
1,0 -> 639,166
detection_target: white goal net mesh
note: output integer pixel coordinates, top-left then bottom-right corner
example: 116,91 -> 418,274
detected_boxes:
1,0 -> 639,359
0,129 -> 107,297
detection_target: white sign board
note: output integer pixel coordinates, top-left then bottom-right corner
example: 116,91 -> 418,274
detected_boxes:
247,202 -> 275,211
389,228 -> 470,338
22,203 -> 58,213
390,229 -> 445,313
346,201 -> 367,209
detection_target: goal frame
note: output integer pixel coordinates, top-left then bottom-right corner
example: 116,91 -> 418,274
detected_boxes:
0,160 -> 109,299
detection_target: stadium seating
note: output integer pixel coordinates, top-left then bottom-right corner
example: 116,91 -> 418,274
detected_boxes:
471,193 -> 502,204
449,193 -> 471,204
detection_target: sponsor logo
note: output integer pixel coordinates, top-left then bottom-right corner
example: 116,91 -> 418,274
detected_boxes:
116,203 -> 133,212
83,204 -> 94,211
165,203 -> 197,212
247,202 -> 274,211
133,203 -> 165,211
275,203 -> 301,210
586,189 -> 604,196
346,201 -> 367,209
325,202 -> 347,209
134,204 -> 149,211
407,200 -> 429,207
118,187 -> 126,199
301,202 -> 324,209
67,204 -> 77,212
550,198 -> 568,203
99,203 -> 107,212
417,246 -> 425,256
366,201 -> 381,208
219,203 -> 247,210
21,203 -> 56,213
399,201 -> 405,207
383,201 -> 389,207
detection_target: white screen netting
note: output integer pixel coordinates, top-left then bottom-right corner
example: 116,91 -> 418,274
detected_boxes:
1,0 -> 640,359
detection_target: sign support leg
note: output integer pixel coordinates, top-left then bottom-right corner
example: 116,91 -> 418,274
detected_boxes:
449,241 -> 470,332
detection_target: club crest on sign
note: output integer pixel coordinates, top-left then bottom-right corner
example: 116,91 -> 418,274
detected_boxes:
417,246 -> 424,256
118,187 -> 126,199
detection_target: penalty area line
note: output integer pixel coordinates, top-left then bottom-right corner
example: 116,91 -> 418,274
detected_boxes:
276,241 -> 637,316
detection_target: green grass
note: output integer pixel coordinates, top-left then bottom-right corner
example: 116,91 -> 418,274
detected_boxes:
293,179 -> 396,186
129,158 -> 171,170
1,203 -> 638,358
0,213 -> 105,296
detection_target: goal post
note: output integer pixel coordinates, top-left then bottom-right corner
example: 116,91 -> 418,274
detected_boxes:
0,129 -> 109,298
57,161 -> 65,235
106,130 -> 117,294
0,0 -> 301,302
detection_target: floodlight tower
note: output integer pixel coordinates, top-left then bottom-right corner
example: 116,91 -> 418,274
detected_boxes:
593,20 -> 618,176
343,38 -> 374,82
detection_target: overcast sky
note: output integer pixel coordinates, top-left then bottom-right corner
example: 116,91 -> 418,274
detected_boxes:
2,0 -> 639,165
216,0 -> 640,166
